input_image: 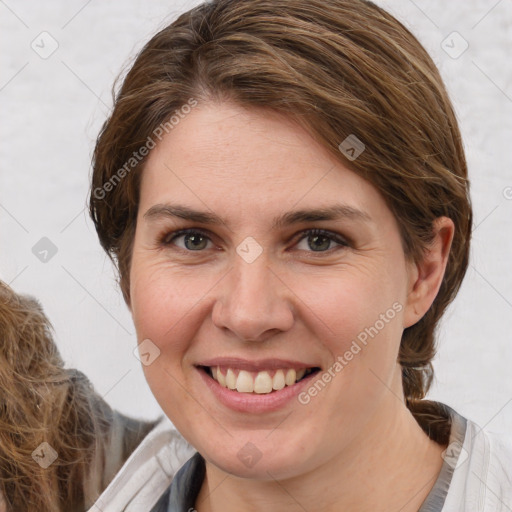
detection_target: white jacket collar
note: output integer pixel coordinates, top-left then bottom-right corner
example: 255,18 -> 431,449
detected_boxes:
87,416 -> 195,512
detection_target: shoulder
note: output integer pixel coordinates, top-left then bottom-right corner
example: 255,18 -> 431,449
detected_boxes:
86,414 -> 196,512
443,406 -> 512,512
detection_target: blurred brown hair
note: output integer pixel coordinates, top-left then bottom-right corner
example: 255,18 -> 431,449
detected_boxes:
88,0 -> 472,443
0,281 -> 158,511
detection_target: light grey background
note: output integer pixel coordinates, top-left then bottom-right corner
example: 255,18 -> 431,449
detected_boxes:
1,0 -> 511,433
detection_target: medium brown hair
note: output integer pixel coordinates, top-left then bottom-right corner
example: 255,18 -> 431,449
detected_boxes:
88,0 -> 472,443
0,281 -> 158,511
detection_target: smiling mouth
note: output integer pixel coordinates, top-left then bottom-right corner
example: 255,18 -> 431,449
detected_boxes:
200,366 -> 321,394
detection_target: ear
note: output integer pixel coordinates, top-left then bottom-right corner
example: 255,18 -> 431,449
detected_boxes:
403,217 -> 455,329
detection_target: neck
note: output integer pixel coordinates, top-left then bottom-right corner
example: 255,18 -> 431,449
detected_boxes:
195,381 -> 447,512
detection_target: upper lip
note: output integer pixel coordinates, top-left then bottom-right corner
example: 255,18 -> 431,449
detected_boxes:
196,357 -> 320,372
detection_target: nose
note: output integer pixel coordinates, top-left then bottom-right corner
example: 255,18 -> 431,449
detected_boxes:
211,253 -> 294,343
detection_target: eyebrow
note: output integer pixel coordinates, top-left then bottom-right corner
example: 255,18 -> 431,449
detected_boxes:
143,203 -> 372,229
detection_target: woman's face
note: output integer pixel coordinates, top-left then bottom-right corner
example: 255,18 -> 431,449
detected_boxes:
129,101 -> 418,479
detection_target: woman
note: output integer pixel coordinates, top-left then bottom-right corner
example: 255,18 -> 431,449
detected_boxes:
74,0 -> 512,510
0,281 -> 163,511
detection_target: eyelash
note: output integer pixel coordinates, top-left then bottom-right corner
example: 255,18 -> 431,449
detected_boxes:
157,228 -> 349,255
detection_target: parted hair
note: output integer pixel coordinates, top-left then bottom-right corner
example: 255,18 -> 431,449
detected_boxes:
0,281 -> 159,511
88,0 -> 472,444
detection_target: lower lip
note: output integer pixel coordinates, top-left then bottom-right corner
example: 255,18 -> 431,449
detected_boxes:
196,367 -> 319,413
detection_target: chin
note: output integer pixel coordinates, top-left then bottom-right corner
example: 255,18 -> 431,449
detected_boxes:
199,432 -> 317,481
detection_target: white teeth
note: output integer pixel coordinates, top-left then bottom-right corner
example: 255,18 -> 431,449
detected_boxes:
272,369 -> 286,390
226,368 -> 237,390
216,366 -> 226,387
211,366 -> 313,394
236,370 -> 254,393
285,369 -> 297,386
254,371 -> 273,394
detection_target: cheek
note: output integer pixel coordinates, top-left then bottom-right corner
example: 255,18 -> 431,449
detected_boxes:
130,264 -> 203,354
302,263 -> 405,346
296,266 -> 406,403
129,264 -> 206,426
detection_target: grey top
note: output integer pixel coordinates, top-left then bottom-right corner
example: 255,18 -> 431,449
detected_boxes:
150,404 -> 468,512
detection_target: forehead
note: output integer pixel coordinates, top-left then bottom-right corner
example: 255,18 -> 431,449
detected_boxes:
138,101 -> 387,227
145,102 -> 330,180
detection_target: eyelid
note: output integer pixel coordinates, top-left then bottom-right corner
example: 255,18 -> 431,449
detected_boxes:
158,227 -> 214,247
158,227 -> 350,254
